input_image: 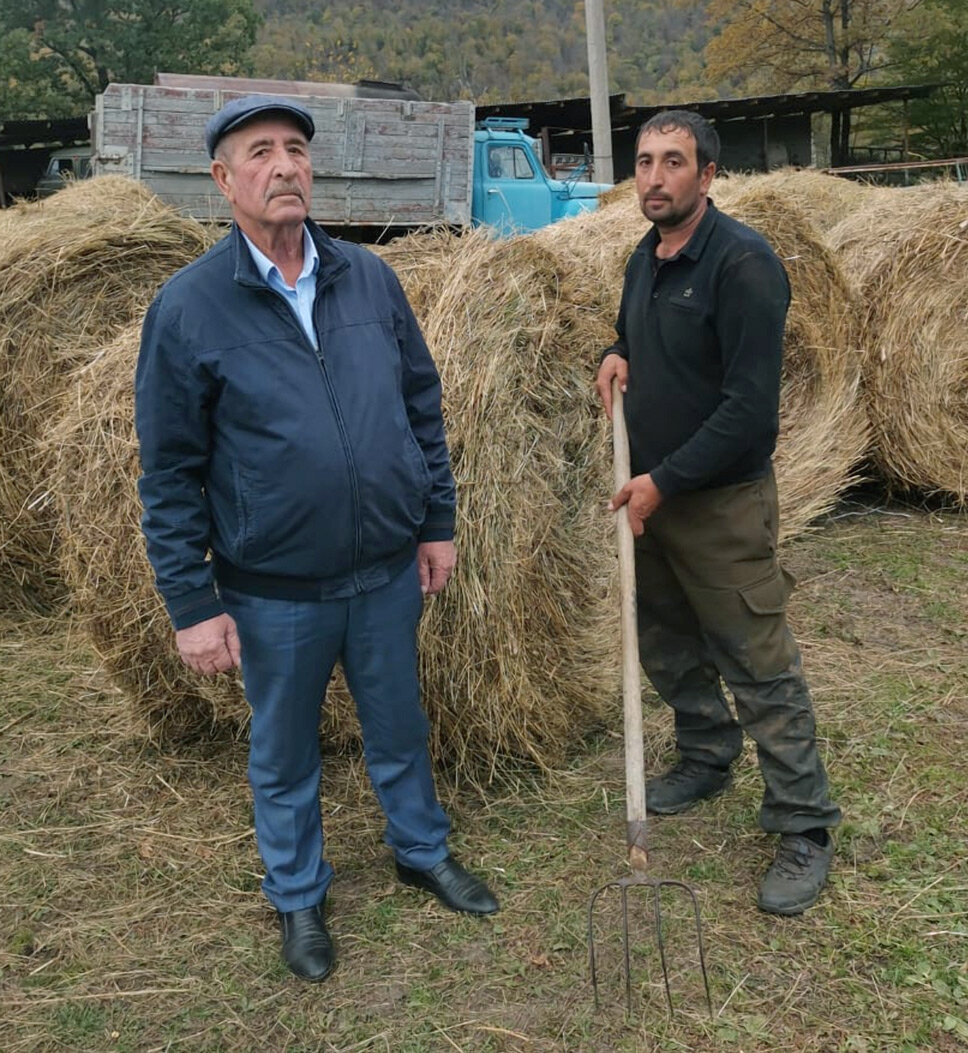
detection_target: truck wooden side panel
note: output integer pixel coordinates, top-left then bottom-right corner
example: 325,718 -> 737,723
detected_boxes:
92,84 -> 475,227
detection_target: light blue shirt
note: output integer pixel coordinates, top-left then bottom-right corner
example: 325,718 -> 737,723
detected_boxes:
241,227 -> 320,349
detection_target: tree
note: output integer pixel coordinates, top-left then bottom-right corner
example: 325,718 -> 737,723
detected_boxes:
703,0 -> 923,162
0,27 -> 83,117
0,0 -> 261,118
889,0 -> 968,157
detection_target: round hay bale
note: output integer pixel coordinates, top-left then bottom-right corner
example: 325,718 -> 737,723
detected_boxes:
725,187 -> 868,535
828,182 -> 968,500
0,176 -> 212,610
52,231 -> 617,777
731,168 -> 888,233
49,321 -> 363,746
541,177 -> 867,538
414,231 -> 617,775
825,181 -> 964,292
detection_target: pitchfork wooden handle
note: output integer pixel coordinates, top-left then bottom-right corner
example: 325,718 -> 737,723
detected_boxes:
611,380 -> 649,874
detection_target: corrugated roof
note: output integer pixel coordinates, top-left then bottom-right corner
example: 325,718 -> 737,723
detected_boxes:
476,84 -> 943,135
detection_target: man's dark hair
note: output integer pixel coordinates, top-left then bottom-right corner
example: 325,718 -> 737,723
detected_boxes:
637,110 -> 720,171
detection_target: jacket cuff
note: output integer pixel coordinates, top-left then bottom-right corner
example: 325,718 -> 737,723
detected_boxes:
166,585 -> 225,631
418,506 -> 456,543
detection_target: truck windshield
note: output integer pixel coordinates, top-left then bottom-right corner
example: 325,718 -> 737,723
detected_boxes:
47,158 -> 75,176
487,145 -> 535,180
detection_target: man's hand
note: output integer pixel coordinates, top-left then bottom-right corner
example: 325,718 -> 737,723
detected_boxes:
609,473 -> 663,537
417,540 -> 456,596
175,613 -> 241,675
596,353 -> 629,420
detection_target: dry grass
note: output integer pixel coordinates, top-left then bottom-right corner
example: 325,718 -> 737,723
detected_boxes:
725,167 -> 889,234
0,177 -> 211,611
827,182 -> 968,502
3,501 -> 967,1051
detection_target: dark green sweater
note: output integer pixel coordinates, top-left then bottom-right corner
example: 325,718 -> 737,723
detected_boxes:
603,200 -> 790,497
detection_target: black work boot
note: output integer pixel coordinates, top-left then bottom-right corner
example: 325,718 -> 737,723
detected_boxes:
645,759 -> 732,815
278,902 -> 334,982
757,833 -> 834,915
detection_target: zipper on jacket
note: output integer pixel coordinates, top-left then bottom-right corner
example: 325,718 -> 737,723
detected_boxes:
264,289 -> 365,588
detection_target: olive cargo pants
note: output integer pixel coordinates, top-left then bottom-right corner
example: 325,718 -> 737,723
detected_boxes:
634,471 -> 840,834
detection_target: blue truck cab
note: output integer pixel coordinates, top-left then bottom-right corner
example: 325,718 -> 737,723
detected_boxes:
472,117 -> 611,236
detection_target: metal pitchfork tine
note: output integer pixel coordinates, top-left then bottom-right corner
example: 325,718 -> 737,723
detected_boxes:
587,379 -> 713,1018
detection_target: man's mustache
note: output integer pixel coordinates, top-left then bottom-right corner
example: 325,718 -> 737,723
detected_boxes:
267,183 -> 305,202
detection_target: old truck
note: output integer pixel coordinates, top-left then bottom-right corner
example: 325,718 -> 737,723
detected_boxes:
91,81 -> 610,238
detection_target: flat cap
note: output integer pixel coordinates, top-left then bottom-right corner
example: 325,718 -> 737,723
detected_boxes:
205,95 -> 315,158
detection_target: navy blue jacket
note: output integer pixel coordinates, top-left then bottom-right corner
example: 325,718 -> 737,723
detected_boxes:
136,221 -> 455,630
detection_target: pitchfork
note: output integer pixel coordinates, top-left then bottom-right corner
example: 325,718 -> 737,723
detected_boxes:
587,379 -> 713,1017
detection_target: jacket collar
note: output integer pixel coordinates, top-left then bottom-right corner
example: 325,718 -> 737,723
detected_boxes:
231,218 -> 350,290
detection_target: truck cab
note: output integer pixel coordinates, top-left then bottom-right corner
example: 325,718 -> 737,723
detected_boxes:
472,117 -> 610,236
36,146 -> 93,197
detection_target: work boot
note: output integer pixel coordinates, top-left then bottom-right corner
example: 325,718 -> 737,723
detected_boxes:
757,833 -> 834,915
645,759 -> 732,815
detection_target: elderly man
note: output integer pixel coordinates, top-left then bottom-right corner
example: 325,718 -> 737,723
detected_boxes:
597,110 -> 841,915
135,95 -> 497,984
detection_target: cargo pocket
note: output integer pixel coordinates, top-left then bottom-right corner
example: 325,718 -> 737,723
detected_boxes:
736,567 -> 797,679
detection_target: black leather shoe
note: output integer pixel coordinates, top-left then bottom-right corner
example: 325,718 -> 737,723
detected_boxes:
646,759 -> 732,815
396,855 -> 499,915
277,902 -> 334,982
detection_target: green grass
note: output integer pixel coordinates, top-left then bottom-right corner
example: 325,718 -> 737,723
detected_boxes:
2,500 -> 967,1051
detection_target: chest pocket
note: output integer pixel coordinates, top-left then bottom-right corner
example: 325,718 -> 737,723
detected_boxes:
667,288 -> 705,315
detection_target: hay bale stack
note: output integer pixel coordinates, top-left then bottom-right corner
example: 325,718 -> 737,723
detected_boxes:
827,183 -> 968,500
0,177 -> 211,610
51,173 -> 868,770
53,230 -> 617,773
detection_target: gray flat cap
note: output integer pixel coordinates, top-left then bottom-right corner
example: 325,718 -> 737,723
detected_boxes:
205,95 -> 315,157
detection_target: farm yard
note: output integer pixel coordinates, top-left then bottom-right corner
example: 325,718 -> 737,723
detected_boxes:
2,170 -> 967,1051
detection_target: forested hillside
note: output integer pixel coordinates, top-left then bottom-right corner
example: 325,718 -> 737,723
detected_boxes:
249,0 -> 715,104
1,1 -> 963,157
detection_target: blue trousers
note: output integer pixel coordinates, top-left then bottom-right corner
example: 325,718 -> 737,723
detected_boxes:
221,559 -> 451,912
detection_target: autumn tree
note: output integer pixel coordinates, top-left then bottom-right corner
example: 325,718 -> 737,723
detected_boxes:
0,0 -> 261,118
889,0 -> 967,157
704,0 -> 923,162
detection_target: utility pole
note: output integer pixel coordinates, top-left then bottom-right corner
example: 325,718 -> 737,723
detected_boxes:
584,0 -> 614,184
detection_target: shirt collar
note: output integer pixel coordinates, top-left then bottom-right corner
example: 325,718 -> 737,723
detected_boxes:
240,224 -> 319,288
644,197 -> 719,262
